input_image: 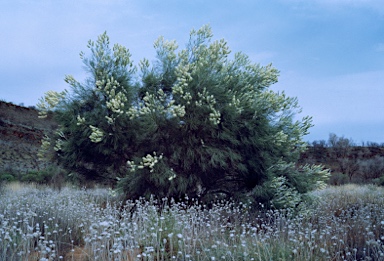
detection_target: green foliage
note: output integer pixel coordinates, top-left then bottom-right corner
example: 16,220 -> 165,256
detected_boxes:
328,172 -> 349,185
374,175 -> 384,186
37,32 -> 138,183
247,161 -> 330,208
20,173 -> 40,183
0,173 -> 16,182
17,167 -> 66,186
38,25 -> 325,205
20,170 -> 50,183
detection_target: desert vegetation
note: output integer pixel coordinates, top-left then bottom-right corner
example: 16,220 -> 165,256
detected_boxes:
36,25 -> 328,208
2,25 -> 384,260
301,133 -> 384,185
1,183 -> 384,260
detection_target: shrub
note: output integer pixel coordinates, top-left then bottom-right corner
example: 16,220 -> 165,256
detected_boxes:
373,175 -> 384,186
20,169 -> 54,184
0,173 -> 16,182
328,172 -> 348,186
359,155 -> 384,181
20,171 -> 42,183
37,25 -> 326,206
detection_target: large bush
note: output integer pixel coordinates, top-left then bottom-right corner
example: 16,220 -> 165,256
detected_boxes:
38,25 -> 328,204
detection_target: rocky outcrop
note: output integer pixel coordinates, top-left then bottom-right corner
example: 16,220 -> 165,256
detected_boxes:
0,101 -> 56,174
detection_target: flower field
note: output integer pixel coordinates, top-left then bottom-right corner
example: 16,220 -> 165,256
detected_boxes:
1,183 -> 384,260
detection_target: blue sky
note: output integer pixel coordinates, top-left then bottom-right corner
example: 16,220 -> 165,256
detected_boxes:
1,0 -> 384,143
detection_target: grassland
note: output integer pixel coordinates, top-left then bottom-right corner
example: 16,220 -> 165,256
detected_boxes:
1,183 -> 384,261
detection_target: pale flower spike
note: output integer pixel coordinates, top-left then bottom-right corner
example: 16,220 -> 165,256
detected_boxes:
89,125 -> 104,143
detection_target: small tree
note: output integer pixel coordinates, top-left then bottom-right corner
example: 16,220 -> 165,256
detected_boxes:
38,26 -> 328,205
327,133 -> 359,181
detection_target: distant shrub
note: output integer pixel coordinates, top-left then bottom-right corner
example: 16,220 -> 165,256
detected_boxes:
373,175 -> 384,186
328,172 -> 348,186
20,172 -> 42,183
358,156 -> 384,181
0,173 -> 16,182
17,167 -> 68,190
41,169 -> 55,183
20,170 -> 52,184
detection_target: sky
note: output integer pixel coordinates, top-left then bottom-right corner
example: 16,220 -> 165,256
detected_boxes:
1,0 -> 384,144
